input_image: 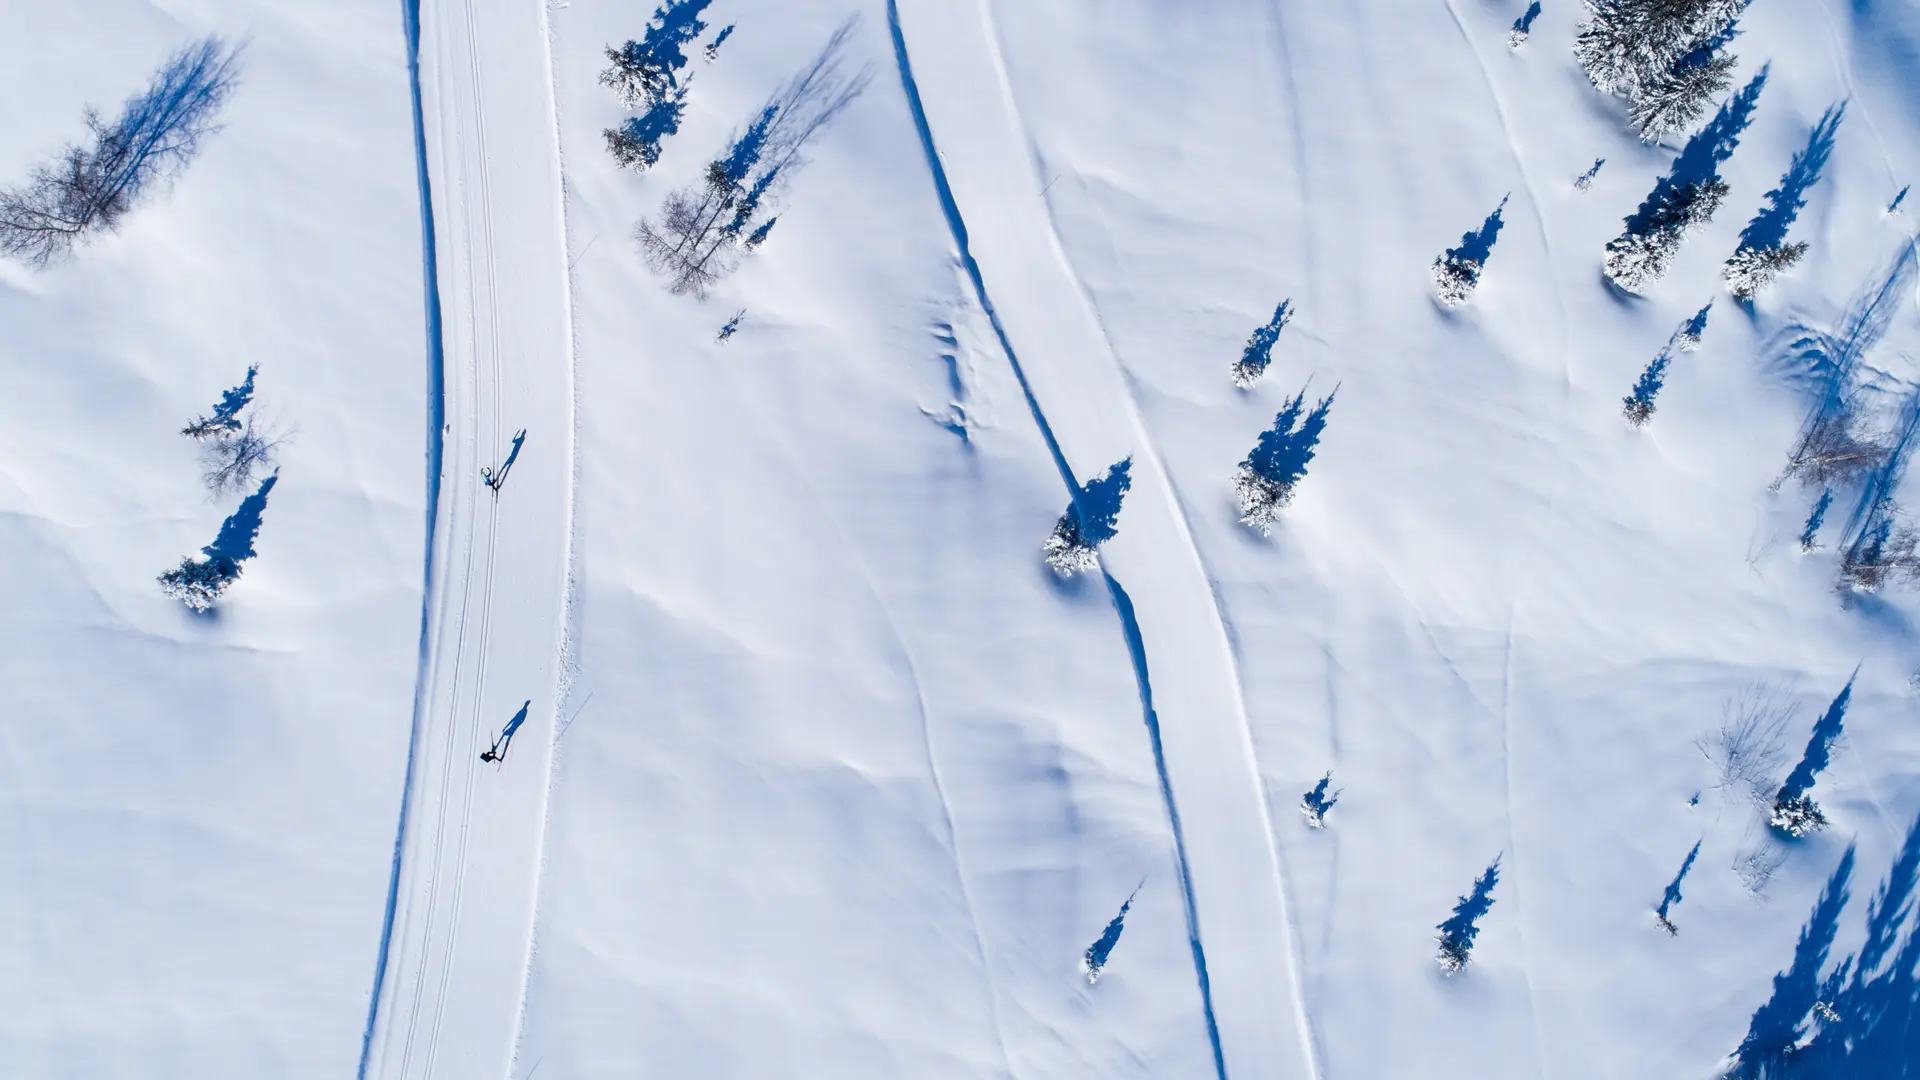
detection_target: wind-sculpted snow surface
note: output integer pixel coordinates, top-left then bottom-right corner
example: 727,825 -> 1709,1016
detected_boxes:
359,2 -> 575,1079
891,3 -> 1317,1078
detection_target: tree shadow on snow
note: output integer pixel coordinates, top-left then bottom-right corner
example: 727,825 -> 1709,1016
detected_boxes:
1727,811 -> 1920,1079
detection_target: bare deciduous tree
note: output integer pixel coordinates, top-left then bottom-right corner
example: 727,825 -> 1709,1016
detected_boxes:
1697,685 -> 1794,806
199,416 -> 286,498
0,37 -> 239,267
634,18 -> 869,297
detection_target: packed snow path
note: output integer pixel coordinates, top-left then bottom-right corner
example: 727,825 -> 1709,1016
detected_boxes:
892,3 -> 1316,1078
360,1 -> 575,1079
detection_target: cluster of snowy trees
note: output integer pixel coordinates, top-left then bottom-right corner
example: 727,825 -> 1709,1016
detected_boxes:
180,365 -> 285,496
158,368 -> 283,611
1236,386 -> 1336,535
1602,69 -> 1765,292
634,19 -> 869,296
600,0 -> 732,171
1575,0 -> 1751,141
0,36 -> 238,266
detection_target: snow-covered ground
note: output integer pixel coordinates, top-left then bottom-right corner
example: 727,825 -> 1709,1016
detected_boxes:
4,1 -> 1920,1078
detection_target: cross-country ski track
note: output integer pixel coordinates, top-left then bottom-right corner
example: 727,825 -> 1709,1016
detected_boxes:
359,1 -> 575,1079
891,3 -> 1318,1079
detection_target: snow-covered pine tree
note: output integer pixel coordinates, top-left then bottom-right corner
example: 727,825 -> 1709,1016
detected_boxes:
1673,301 -> 1712,351
599,0 -> 725,171
604,88 -> 688,171
1436,858 -> 1500,974
1300,772 -> 1340,828
1769,675 -> 1853,837
1432,198 -> 1508,308
1654,839 -> 1701,935
1044,458 -> 1133,575
1574,0 -> 1750,140
1724,106 -> 1844,301
1725,243 -> 1809,302
157,473 -> 277,611
1231,300 -> 1292,388
156,554 -> 240,612
1082,886 -> 1141,984
1509,1 -> 1542,48
1235,386 -> 1335,534
1623,348 -> 1670,427
600,0 -> 712,109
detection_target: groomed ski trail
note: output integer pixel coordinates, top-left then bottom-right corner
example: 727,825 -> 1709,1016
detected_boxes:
360,1 -> 575,1079
891,3 -> 1317,1079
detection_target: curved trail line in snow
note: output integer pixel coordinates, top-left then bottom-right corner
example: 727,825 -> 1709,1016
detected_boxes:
891,3 -> 1317,1078
359,1 -> 576,1078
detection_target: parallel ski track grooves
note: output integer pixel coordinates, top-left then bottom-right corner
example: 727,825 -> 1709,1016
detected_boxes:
405,2 -> 507,1073
363,0 -> 572,1075
889,5 -> 1306,1078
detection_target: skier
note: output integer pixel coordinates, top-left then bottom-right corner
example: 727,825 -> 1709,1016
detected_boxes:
480,700 -> 531,764
480,428 -> 527,493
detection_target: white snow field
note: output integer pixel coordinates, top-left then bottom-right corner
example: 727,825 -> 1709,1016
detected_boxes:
4,0 -> 1920,1079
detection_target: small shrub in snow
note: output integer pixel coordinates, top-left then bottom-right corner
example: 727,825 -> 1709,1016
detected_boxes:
1654,839 -> 1701,935
1235,386 -> 1335,534
1231,300 -> 1292,388
1509,1 -> 1542,48
181,365 -> 257,440
1044,458 -> 1132,576
1732,844 -> 1786,897
0,37 -> 240,266
1799,489 -> 1832,552
1300,772 -> 1339,828
1082,887 -> 1139,984
1697,685 -> 1793,805
1432,198 -> 1507,308
1435,858 -> 1500,974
